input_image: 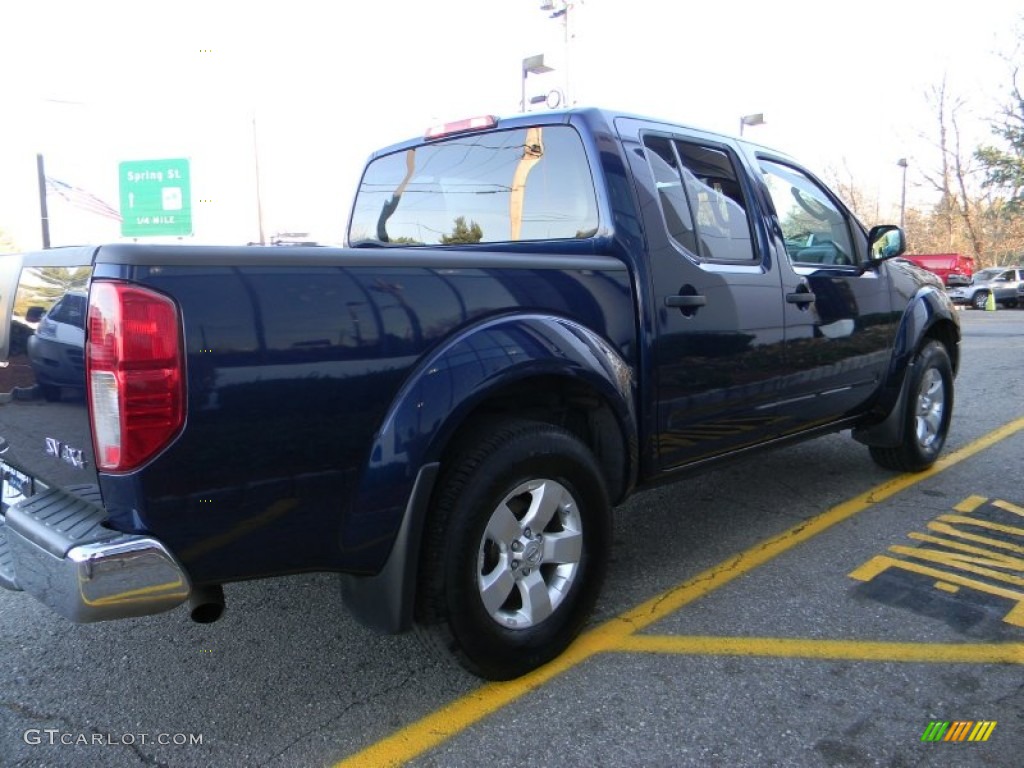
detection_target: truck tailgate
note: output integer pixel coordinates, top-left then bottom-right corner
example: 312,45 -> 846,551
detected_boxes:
1,247 -> 191,618
1,248 -> 99,511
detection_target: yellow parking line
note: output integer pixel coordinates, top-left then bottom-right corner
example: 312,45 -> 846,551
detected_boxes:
607,416 -> 1024,635
954,495 -> 988,513
333,622 -> 629,768
335,416 -> 1024,768
612,635 -> 1024,665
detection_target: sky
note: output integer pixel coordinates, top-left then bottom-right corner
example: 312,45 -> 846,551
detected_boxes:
0,0 -> 1020,249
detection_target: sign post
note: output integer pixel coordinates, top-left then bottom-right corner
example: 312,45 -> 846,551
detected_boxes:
119,158 -> 192,237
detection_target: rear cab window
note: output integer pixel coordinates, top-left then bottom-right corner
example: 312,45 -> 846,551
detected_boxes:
348,125 -> 599,246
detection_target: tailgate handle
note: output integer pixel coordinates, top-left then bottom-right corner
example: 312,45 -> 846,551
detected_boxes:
665,295 -> 707,308
786,291 -> 816,306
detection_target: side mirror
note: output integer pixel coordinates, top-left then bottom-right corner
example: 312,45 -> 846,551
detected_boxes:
868,225 -> 905,261
25,306 -> 46,323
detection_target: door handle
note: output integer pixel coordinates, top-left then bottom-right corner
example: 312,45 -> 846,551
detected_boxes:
786,291 -> 816,306
665,295 -> 707,308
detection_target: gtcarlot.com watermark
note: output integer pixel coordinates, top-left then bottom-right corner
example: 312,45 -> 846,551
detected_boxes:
24,729 -> 203,747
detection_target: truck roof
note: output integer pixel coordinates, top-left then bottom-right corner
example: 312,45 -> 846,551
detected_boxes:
366,106 -> 792,163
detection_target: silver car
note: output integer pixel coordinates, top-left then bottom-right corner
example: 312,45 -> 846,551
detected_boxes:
947,266 -> 1024,309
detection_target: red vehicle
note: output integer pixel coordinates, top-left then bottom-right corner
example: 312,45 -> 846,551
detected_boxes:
902,253 -> 975,286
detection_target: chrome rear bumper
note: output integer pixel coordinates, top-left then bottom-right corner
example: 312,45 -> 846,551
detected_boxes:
0,487 -> 190,621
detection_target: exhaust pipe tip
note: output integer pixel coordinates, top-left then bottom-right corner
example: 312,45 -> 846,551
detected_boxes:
188,584 -> 225,624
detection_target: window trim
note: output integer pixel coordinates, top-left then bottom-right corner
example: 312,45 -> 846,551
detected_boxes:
640,130 -> 762,267
348,123 -> 601,247
756,155 -> 860,270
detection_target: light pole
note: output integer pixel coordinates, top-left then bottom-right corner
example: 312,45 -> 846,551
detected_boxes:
897,158 -> 908,230
521,54 -> 554,113
252,113 -> 266,245
36,153 -> 51,249
539,1 -> 575,105
739,113 -> 765,137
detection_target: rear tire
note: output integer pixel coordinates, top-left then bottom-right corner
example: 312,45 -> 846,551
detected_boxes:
869,341 -> 953,472
415,419 -> 611,680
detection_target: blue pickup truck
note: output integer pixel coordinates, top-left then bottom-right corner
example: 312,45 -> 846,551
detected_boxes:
0,108 -> 960,679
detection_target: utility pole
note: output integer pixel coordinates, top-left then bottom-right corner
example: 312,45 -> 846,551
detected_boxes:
540,1 -> 577,105
37,153 -> 51,249
522,54 -> 554,113
252,114 -> 266,246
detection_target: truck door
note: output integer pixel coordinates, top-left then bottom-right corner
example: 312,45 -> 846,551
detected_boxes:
756,157 -> 897,433
617,120 -> 786,470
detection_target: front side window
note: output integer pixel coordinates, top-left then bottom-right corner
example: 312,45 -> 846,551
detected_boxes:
348,125 -> 598,246
761,160 -> 856,267
642,135 -> 756,263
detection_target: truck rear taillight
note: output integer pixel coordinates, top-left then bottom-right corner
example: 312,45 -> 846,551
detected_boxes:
86,281 -> 185,472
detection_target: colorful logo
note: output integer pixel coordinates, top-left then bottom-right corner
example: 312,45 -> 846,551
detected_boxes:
921,721 -> 997,742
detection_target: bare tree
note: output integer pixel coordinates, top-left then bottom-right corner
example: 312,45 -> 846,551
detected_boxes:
822,160 -> 878,225
917,77 -> 986,259
976,29 -> 1024,208
976,55 -> 1024,263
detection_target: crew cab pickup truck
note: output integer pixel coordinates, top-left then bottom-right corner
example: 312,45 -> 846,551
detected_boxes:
0,108 -> 960,680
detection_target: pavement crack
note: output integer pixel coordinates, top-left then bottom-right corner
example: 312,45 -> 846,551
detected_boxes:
255,662 -> 438,767
640,521 -> 814,623
993,681 -> 1024,706
121,739 -> 172,768
1,700 -> 170,767
0,699 -> 84,730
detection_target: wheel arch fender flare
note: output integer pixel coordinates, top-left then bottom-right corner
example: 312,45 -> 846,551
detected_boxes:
341,313 -> 637,633
854,287 -> 959,448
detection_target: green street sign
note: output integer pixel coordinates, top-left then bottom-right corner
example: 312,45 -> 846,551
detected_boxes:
119,158 -> 192,237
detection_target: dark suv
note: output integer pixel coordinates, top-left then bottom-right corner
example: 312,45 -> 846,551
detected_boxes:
25,291 -> 87,400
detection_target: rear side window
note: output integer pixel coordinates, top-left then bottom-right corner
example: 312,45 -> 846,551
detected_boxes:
642,135 -> 756,263
349,125 -> 598,245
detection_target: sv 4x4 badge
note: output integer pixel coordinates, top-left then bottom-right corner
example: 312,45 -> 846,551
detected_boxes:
45,437 -> 86,469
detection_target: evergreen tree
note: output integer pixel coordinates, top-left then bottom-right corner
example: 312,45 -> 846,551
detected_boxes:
976,74 -> 1024,211
441,216 -> 483,244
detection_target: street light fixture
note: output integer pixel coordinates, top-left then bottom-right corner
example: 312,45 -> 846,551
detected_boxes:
739,113 -> 765,137
897,158 -> 908,230
521,54 -> 554,113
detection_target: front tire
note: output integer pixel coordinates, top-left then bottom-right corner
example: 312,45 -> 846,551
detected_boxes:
415,419 -> 611,680
972,291 -> 989,310
869,340 -> 953,472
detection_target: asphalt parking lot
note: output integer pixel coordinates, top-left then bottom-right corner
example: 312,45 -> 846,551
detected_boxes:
2,308 -> 1022,767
